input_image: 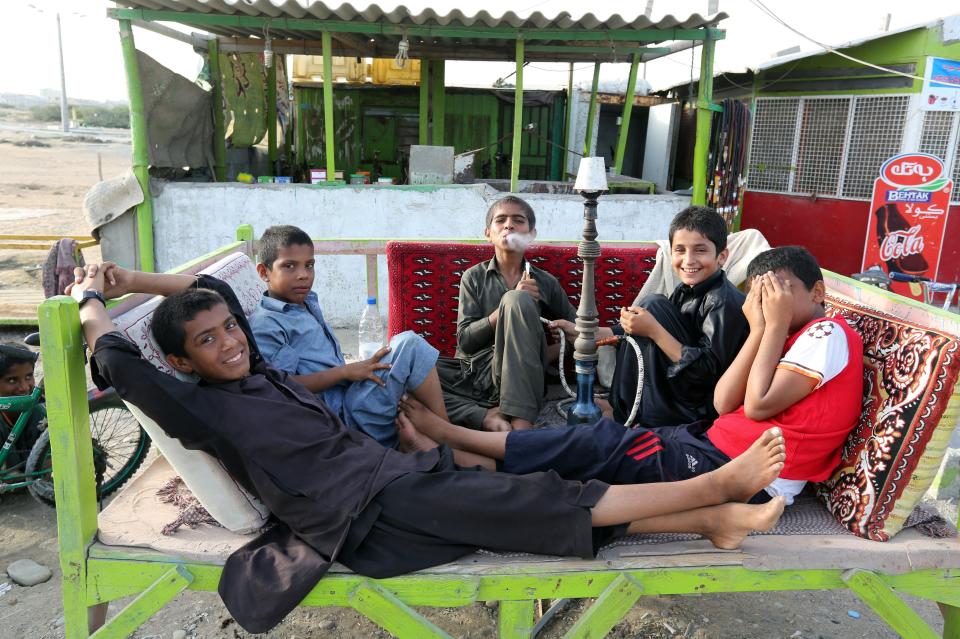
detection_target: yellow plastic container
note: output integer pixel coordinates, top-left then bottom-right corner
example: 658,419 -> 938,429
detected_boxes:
291,55 -> 369,83
370,58 -> 421,86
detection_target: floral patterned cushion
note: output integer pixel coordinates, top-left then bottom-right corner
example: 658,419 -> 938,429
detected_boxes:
818,293 -> 960,541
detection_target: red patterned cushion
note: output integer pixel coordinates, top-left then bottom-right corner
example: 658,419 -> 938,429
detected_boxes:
387,242 -> 658,357
818,294 -> 960,541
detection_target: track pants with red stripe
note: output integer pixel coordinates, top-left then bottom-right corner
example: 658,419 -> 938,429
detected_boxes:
500,417 -> 731,486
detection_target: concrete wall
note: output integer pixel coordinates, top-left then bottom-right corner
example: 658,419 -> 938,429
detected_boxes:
565,90 -> 600,176
147,181 -> 687,325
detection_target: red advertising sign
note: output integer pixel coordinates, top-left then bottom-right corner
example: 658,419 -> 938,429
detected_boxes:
861,153 -> 953,300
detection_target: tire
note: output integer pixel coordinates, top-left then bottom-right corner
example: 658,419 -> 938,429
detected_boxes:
26,394 -> 151,507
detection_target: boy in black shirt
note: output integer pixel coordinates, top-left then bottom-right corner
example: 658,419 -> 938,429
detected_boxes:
552,206 -> 748,426
67,261 -> 785,633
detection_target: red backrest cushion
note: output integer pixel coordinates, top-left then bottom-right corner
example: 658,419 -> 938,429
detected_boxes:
818,295 -> 960,540
387,242 -> 658,357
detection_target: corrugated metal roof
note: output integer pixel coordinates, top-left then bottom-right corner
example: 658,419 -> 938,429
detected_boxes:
115,1 -> 725,32
113,2 -> 726,62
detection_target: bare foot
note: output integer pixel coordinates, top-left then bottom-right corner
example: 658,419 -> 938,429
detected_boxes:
399,395 -> 456,444
482,407 -> 511,432
396,413 -> 439,453
712,427 -> 785,502
702,497 -> 786,550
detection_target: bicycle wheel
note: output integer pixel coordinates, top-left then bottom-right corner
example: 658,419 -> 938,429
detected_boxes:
25,394 -> 150,507
87,393 -> 151,497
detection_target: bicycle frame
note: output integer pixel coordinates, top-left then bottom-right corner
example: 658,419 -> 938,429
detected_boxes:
0,386 -> 48,492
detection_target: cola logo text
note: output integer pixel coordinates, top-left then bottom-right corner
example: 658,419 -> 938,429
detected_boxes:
879,224 -> 925,261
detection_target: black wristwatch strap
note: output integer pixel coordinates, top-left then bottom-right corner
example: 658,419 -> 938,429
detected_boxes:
78,290 -> 106,309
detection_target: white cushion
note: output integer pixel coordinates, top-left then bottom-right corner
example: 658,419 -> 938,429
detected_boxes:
111,252 -> 270,533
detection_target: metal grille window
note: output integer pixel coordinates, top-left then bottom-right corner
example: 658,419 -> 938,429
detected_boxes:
918,111 -> 955,159
793,98 -> 849,195
919,110 -> 960,203
840,96 -> 910,199
747,95 -> 914,200
746,98 -> 799,192
952,129 -> 960,203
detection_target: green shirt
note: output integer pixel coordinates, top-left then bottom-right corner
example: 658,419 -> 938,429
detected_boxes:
455,256 -> 578,360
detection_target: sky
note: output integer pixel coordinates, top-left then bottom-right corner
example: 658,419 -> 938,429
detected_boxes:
2,0 -> 958,103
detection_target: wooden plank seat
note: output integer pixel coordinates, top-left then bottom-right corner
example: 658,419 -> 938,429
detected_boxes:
40,235 -> 960,638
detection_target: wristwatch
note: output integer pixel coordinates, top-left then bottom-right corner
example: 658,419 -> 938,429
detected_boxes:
78,289 -> 106,309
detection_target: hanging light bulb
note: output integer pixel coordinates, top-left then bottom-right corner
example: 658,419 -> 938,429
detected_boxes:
263,23 -> 273,68
395,33 -> 410,68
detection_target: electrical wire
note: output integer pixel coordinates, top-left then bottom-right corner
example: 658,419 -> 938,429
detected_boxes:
748,0 -> 957,89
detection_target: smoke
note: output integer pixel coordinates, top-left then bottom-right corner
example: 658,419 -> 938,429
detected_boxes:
503,232 -> 535,252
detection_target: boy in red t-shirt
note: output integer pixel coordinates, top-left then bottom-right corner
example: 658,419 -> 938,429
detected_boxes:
398,246 -> 864,505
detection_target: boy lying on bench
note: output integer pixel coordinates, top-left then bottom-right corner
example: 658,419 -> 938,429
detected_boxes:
398,247 -> 863,507
68,262 -> 786,633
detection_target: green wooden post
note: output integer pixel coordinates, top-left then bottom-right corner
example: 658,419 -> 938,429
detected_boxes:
208,39 -> 227,182
498,600 -> 536,639
419,59 -> 430,144
321,31 -> 336,182
90,566 -> 193,639
843,570 -> 940,639
431,60 -> 446,146
582,62 -> 601,158
942,603 -> 960,639
613,53 -> 641,176
565,574 -> 644,639
235,224 -> 254,242
564,61 -> 574,178
349,580 -> 451,638
510,38 -> 524,193
118,19 -> 155,273
38,298 -> 98,639
266,50 -> 278,174
691,36 -> 716,206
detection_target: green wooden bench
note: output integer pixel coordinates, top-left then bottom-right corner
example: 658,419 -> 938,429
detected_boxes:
40,236 -> 960,639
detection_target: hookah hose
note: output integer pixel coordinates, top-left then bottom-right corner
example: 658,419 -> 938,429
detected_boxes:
543,319 -> 645,426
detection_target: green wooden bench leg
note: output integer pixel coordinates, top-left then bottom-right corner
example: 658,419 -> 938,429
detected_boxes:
844,569 -> 940,639
563,574 -> 643,639
499,599 -> 536,638
90,566 -> 193,639
350,579 -> 452,639
941,603 -> 960,639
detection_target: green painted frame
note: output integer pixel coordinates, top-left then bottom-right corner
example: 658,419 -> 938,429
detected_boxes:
110,9 -> 722,268
39,234 -> 960,638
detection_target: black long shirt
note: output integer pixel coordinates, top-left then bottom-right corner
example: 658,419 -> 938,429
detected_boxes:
90,276 -> 440,632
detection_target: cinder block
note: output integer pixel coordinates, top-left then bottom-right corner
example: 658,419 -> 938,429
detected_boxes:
409,145 -> 454,184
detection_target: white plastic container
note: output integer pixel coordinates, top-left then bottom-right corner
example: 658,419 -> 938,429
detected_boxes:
358,296 -> 384,360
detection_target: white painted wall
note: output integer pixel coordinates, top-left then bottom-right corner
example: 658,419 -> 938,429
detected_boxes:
151,182 -> 688,325
566,90 -> 601,176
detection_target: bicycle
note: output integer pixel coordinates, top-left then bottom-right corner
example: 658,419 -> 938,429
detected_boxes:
0,344 -> 151,507
852,266 -> 958,312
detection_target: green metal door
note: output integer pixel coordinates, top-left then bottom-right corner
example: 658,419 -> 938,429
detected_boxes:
498,93 -> 565,181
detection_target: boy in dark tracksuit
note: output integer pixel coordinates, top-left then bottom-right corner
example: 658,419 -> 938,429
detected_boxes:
554,206 -> 748,427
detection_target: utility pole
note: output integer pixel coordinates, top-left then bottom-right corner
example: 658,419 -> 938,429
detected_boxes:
56,12 -> 69,132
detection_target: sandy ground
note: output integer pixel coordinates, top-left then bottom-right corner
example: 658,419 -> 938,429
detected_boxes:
0,108 -> 948,638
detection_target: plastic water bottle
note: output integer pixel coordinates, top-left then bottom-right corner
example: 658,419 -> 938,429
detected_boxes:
358,296 -> 384,360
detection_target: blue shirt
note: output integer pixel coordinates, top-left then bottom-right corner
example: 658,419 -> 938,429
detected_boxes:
249,291 -> 348,418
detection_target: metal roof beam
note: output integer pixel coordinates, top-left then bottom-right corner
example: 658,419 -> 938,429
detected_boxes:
130,19 -> 208,49
525,45 -> 670,55
107,8 -> 724,43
